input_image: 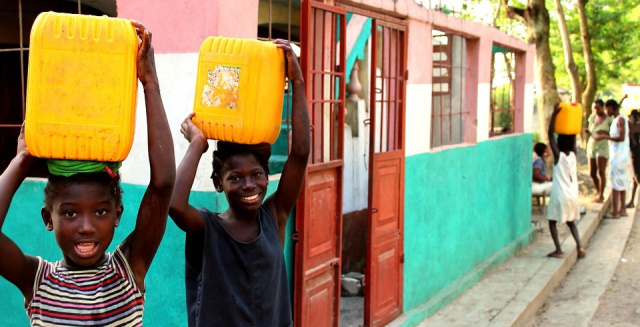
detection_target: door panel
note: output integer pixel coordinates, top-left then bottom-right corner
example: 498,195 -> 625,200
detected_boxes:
295,1 -> 346,326
372,155 -> 401,237
365,19 -> 407,327
371,236 -> 401,318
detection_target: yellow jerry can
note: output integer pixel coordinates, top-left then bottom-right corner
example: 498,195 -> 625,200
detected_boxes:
554,102 -> 583,135
25,12 -> 138,161
193,37 -> 285,144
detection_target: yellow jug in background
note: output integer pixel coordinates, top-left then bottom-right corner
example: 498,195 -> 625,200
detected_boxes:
25,12 -> 138,162
554,102 -> 583,135
193,37 -> 285,144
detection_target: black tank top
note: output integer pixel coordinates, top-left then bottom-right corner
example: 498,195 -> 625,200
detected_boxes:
185,205 -> 292,327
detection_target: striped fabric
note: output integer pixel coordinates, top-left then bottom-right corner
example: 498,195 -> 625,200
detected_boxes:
27,247 -> 145,326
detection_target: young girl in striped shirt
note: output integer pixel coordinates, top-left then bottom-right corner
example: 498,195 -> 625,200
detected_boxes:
0,21 -> 174,326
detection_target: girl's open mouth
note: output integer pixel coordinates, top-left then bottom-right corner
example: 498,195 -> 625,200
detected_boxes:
75,242 -> 98,257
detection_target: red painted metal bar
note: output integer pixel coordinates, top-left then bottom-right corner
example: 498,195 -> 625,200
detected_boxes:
338,11 -> 346,161
329,12 -> 336,161
318,8 -> 325,159
380,24 -> 386,153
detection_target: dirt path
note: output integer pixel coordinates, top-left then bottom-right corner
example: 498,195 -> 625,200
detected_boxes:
589,211 -> 640,326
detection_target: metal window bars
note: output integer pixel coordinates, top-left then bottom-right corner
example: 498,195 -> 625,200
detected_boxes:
431,30 -> 469,148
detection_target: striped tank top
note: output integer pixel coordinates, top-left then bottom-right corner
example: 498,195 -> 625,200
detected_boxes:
26,247 -> 145,326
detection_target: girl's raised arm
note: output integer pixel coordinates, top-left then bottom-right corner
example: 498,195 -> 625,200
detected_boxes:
122,21 -> 175,290
548,103 -> 561,165
169,113 -> 208,233
0,126 -> 41,299
265,39 -> 311,241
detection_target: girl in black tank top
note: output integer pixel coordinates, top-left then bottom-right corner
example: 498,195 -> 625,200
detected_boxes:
170,39 -> 310,326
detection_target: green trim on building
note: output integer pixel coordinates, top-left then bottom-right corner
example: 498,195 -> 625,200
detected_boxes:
403,134 -> 533,312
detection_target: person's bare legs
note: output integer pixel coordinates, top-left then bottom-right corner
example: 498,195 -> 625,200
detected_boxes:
547,220 -> 563,258
590,157 -> 602,202
608,190 -> 620,217
567,221 -> 586,258
628,180 -> 637,208
620,190 -> 628,216
596,156 -> 607,202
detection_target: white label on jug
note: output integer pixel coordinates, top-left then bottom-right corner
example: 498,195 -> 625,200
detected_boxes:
202,65 -> 241,109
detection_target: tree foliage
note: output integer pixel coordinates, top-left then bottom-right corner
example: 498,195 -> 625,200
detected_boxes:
550,0 -> 640,99
462,0 -> 640,99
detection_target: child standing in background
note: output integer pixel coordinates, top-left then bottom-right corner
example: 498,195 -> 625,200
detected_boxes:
546,104 -> 585,259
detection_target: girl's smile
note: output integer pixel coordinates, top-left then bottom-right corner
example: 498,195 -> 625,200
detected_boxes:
217,153 -> 268,213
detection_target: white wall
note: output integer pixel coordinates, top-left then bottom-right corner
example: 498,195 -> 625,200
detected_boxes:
476,82 -> 491,143
405,83 -> 432,156
523,83 -> 535,134
343,99 -> 369,213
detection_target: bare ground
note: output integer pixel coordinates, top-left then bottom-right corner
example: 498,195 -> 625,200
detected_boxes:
589,211 -> 640,326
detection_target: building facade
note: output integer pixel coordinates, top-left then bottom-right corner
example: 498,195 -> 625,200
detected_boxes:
0,0 -> 534,325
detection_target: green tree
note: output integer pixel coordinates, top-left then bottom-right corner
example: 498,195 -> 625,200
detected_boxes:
549,1 -> 640,99
462,0 -> 640,135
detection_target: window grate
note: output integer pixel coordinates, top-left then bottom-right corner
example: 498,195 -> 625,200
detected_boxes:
431,30 -> 469,148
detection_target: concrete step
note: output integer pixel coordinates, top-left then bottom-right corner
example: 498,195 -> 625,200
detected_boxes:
415,199 -> 610,327
528,206 -> 636,326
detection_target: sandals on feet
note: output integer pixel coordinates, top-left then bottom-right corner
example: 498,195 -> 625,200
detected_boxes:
547,251 -> 564,258
603,213 -> 620,219
578,248 -> 586,259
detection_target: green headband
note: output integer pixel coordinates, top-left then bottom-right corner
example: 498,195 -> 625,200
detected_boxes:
47,159 -> 122,177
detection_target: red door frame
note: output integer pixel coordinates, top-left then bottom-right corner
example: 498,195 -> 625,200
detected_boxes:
365,19 -> 408,327
294,1 -> 346,326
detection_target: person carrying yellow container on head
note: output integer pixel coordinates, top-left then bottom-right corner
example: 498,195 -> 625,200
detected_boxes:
0,18 -> 175,326
169,39 -> 310,326
545,103 -> 585,259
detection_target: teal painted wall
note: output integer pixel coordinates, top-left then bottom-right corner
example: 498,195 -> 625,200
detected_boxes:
403,134 -> 533,311
0,178 -> 292,326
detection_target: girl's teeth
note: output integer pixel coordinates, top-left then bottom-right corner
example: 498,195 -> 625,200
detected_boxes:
76,243 -> 95,253
242,194 -> 258,201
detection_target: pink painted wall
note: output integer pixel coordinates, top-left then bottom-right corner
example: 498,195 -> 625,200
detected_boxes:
116,0 -> 259,53
406,20 -> 431,84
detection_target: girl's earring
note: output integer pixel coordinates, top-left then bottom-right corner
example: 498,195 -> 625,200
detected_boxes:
46,224 -> 53,231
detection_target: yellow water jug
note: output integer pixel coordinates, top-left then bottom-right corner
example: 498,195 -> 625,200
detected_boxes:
193,37 -> 285,144
25,12 -> 138,162
554,102 -> 583,135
